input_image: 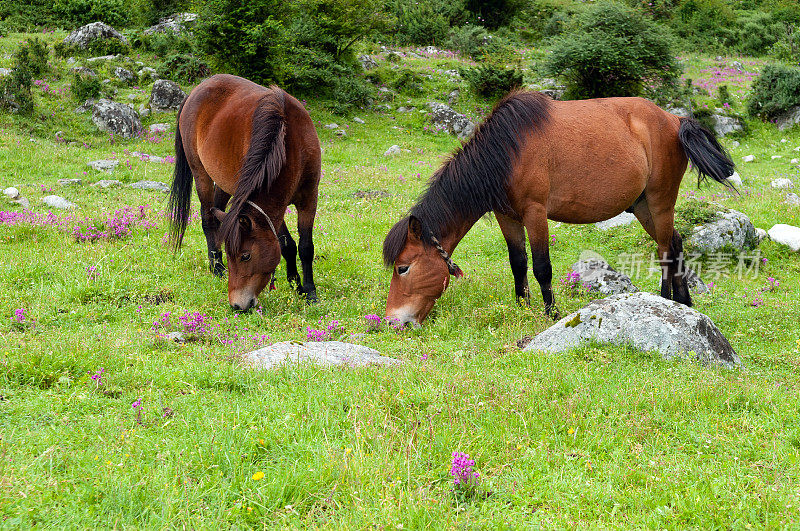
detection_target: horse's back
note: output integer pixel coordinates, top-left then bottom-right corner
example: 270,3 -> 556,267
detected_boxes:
510,95 -> 684,223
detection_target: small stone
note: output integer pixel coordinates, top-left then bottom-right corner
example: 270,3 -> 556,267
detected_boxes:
353,189 -> 391,199
772,155 -> 783,160
726,171 -> 742,187
164,331 -> 185,343
88,159 -> 119,172
148,123 -> 169,133
93,179 -> 122,188
728,140 -> 740,148
324,123 -> 339,129
571,258 -> 638,295
42,195 -> 76,209
334,129 -> 347,137
791,159 -> 799,164
14,197 -> 30,210
75,99 -> 96,114
742,155 -> 755,163
138,67 -> 158,80
447,89 -> 460,105
383,145 -> 401,157
353,117 -> 365,124
3,187 -> 20,200
130,180 -> 169,193
767,224 -> 800,252
755,228 -> 768,242
149,80 -> 186,112
58,178 -> 82,186
786,193 -> 800,206
114,66 -> 136,84
771,178 -> 793,189
595,212 -> 636,230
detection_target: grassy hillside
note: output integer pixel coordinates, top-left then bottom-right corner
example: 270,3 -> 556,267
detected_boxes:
1,30 -> 799,528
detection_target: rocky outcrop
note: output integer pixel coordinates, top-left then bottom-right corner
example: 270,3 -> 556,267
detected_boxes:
243,341 -> 402,370
149,80 -> 186,112
63,22 -> 128,49
91,99 -> 143,138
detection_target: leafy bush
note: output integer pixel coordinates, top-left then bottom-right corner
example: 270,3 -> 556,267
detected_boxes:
465,0 -> 526,29
447,24 -> 492,58
747,64 -> 800,121
71,71 -> 101,101
52,0 -> 130,27
157,54 -> 211,84
23,38 -> 50,79
56,37 -> 130,58
0,44 -> 39,115
545,3 -> 680,99
133,31 -> 194,57
462,64 -> 523,98
736,11 -> 786,55
195,0 -> 387,111
129,0 -> 191,27
670,0 -> 735,51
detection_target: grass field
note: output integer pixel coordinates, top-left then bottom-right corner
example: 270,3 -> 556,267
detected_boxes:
1,31 -> 800,528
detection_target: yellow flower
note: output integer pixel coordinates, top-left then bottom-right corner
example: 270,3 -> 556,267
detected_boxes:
258,438 -> 265,445
568,428 -> 575,435
252,471 -> 265,481
345,448 -> 352,455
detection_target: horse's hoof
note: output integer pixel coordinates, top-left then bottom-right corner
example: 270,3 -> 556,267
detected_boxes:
211,267 -> 226,278
304,291 -> 319,304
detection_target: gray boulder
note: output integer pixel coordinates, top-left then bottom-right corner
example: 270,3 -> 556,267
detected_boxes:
114,67 -> 136,84
776,106 -> 800,132
767,224 -> 800,252
130,180 -> 169,193
358,54 -> 378,70
524,292 -> 739,367
42,195 -> 76,209
144,12 -> 197,35
138,67 -> 158,81
63,22 -> 128,49
149,80 -> 186,112
93,179 -> 122,188
684,268 -> 708,294
383,145 -> 401,157
243,341 -> 402,370
786,193 -> 800,206
726,171 -> 742,187
595,212 -> 636,230
0,68 -> 11,77
75,99 -> 96,114
85,55 -> 118,63
3,187 -> 20,200
58,178 -> 82,186
148,123 -> 169,133
571,258 -> 638,295
771,177 -> 793,189
667,106 -> 691,118
88,159 -> 119,172
687,209 -> 758,255
91,99 -> 143,138
427,102 -> 475,140
711,113 -> 743,137
71,66 -> 97,77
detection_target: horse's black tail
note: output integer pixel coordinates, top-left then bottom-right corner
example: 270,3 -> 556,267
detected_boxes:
678,118 -> 736,189
168,102 -> 193,250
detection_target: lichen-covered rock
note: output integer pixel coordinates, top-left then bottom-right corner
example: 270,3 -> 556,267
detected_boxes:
114,67 -> 136,84
130,180 -> 169,193
63,22 -> 128,49
144,13 -> 197,35
711,113 -> 743,137
91,99 -> 143,138
427,102 -> 475,140
149,79 -> 186,112
358,54 -> 378,70
524,292 -> 739,367
88,159 -> 119,172
776,106 -> 800,132
42,195 -> 76,209
571,259 -> 638,295
687,209 -> 758,255
243,341 -> 402,370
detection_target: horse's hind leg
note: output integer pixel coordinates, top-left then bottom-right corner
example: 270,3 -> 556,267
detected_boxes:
522,205 -> 558,319
295,195 -> 318,303
496,212 -> 530,306
277,223 -> 302,293
632,200 -> 692,306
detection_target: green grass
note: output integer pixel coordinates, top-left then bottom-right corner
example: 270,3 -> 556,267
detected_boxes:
1,33 -> 800,528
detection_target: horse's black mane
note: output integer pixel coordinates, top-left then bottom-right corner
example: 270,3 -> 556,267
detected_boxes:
219,86 -> 286,255
383,90 -> 551,266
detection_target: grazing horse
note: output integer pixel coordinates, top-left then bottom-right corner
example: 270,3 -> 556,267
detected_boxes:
383,91 -> 735,325
168,74 -> 321,310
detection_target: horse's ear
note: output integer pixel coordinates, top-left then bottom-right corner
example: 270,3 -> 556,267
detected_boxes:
238,215 -> 252,233
407,216 -> 423,242
211,208 -> 226,223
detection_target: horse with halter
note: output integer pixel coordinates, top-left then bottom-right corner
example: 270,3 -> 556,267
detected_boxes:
383,91 -> 735,326
169,74 -> 322,310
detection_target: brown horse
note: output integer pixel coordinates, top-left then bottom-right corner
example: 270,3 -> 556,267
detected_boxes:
383,91 -> 735,325
168,74 -> 321,310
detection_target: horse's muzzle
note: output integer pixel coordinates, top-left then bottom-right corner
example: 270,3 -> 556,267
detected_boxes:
231,296 -> 258,312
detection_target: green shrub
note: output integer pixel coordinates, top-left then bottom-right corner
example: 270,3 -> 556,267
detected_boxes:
0,45 -> 37,115
670,0 -> 735,51
157,54 -> 211,84
129,0 -> 191,27
462,63 -> 523,98
545,2 -> 680,100
23,38 -> 50,79
195,0 -> 386,112
71,71 -> 101,101
390,68 -> 424,96
447,24 -> 492,58
133,31 -> 194,57
52,0 -> 130,27
747,64 -> 800,121
736,12 -> 785,56
394,4 -> 451,45
675,199 -> 717,239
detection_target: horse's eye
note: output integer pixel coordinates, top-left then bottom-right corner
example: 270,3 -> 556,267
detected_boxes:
397,265 -> 410,275
241,252 -> 251,262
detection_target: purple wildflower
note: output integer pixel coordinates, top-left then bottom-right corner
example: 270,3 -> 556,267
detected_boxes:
450,451 -> 479,486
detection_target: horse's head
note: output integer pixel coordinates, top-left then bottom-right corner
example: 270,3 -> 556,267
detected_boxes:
383,216 -> 463,326
212,205 -> 281,311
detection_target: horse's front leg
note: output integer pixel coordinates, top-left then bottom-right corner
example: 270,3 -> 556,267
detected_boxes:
522,205 -> 559,319
197,178 -> 229,277
496,211 -> 531,306
277,222 -> 303,293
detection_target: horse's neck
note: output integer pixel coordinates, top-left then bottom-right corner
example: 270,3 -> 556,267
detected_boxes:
439,215 -> 482,255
